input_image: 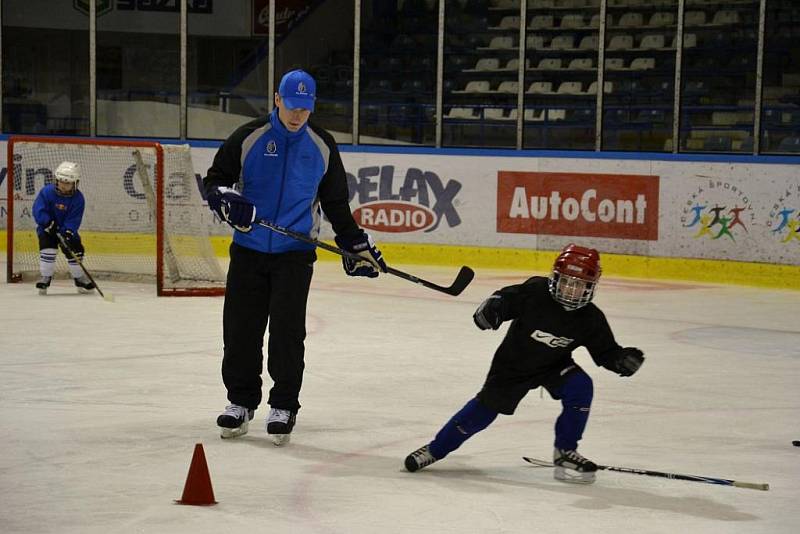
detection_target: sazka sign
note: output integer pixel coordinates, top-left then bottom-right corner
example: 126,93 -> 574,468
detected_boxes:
73,0 -> 113,16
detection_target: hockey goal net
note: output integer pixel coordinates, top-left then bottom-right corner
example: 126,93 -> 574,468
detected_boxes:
6,136 -> 226,296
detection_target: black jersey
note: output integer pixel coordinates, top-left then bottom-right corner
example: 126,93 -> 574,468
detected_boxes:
489,276 -> 621,378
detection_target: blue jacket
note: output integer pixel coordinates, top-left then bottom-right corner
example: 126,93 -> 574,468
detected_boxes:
203,110 -> 359,253
32,184 -> 85,236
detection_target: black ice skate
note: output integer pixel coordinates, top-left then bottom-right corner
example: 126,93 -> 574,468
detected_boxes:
36,276 -> 53,295
404,444 -> 439,472
217,404 -> 255,439
266,408 -> 296,446
74,275 -> 96,293
553,448 -> 598,484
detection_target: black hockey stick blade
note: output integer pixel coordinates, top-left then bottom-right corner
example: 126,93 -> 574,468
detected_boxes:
522,457 -> 768,491
385,265 -> 474,296
255,219 -> 474,296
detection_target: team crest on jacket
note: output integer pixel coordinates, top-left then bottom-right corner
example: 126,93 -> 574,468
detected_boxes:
265,140 -> 278,156
531,330 -> 572,348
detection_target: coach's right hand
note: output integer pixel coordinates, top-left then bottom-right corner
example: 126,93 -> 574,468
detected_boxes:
208,187 -> 255,233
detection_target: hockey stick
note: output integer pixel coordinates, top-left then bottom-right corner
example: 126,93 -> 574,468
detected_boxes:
255,219 -> 474,296
522,456 -> 768,491
55,233 -> 114,302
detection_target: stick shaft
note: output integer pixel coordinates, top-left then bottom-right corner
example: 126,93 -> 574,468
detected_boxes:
55,233 -> 107,299
255,219 -> 473,296
522,457 -> 768,491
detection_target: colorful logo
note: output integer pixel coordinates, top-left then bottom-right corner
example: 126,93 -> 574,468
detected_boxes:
767,183 -> 800,244
681,180 -> 754,241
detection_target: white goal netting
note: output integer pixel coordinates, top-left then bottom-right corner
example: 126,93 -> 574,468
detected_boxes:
7,138 -> 226,295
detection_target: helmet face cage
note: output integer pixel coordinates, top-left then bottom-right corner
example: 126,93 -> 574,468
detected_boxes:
549,273 -> 597,310
548,244 -> 601,311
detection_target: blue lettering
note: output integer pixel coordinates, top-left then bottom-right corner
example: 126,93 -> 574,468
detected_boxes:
123,164 -> 147,200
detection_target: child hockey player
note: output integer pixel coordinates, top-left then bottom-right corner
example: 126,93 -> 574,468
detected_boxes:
33,161 -> 95,295
404,244 -> 644,484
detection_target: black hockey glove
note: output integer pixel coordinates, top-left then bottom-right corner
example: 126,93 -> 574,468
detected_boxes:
43,220 -> 58,237
207,187 -> 255,233
604,347 -> 645,377
334,230 -> 387,278
63,229 -> 81,249
473,294 -> 503,330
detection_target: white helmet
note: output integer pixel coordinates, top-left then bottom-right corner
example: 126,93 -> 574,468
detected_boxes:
55,161 -> 80,196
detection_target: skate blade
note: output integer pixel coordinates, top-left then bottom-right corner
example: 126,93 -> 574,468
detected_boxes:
554,467 -> 596,484
270,433 -> 291,447
37,288 -> 48,295
220,422 -> 249,439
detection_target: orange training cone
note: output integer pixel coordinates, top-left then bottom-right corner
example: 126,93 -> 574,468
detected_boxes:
175,443 -> 218,505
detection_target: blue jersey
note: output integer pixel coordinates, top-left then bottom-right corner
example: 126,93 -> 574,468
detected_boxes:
203,109 -> 359,253
32,184 -> 85,236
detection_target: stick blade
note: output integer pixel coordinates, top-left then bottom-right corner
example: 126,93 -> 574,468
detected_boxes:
443,266 -> 474,296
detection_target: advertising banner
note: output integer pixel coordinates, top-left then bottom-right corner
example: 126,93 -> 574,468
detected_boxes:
1,141 -> 798,266
496,171 -> 659,241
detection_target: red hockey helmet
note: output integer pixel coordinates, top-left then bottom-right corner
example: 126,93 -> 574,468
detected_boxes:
548,243 -> 601,310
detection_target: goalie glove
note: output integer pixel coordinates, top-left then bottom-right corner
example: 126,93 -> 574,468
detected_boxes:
334,230 -> 387,278
207,187 -> 256,233
473,294 -> 503,330
603,347 -> 645,377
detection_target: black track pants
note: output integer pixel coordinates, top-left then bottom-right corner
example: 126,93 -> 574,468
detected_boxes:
221,242 -> 315,412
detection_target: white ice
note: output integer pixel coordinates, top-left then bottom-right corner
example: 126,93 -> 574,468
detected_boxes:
1,260 -> 798,534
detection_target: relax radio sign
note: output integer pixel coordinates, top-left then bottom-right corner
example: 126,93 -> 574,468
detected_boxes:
497,171 -> 660,240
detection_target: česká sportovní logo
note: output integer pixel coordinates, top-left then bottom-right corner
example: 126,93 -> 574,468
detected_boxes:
681,178 -> 755,241
767,182 -> 800,244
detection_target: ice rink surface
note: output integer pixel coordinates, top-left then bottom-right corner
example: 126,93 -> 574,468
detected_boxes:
1,260 -> 798,534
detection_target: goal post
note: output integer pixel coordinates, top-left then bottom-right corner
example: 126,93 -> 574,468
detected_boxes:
6,136 -> 227,296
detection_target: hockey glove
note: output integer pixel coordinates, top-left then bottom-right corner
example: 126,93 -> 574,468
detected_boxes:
603,347 -> 644,377
334,230 -> 387,278
63,229 -> 81,250
43,220 -> 58,237
473,294 -> 503,330
207,187 -> 255,233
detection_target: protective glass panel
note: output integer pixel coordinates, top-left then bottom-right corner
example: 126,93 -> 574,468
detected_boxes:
443,0 -> 516,148
2,0 -> 89,135
276,0 -> 354,143
602,0 -> 677,152
679,0 -> 759,153
522,0 -> 599,150
359,0 -> 438,145
188,0 -> 268,140
97,1 -> 181,137
760,0 -> 800,154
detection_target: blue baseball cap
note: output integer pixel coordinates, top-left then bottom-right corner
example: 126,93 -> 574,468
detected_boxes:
278,69 -> 316,112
